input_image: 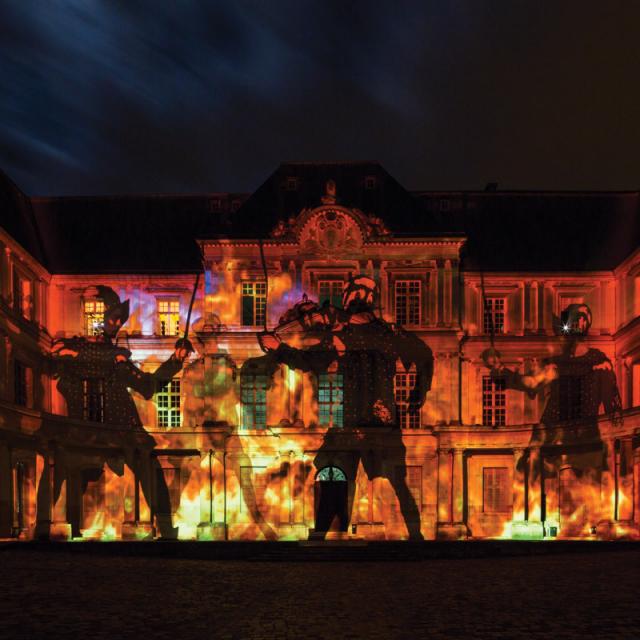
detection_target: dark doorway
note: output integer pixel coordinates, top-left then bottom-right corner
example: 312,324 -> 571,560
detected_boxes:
314,466 -> 348,535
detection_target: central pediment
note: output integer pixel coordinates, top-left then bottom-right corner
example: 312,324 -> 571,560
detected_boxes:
270,204 -> 391,251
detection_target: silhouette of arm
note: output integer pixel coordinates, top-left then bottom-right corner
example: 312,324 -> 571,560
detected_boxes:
273,341 -> 337,375
493,362 -> 558,398
595,357 -> 623,426
394,330 -> 434,405
116,354 -> 184,400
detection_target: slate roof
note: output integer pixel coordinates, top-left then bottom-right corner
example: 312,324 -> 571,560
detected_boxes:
1,162 -> 638,274
0,170 -> 47,265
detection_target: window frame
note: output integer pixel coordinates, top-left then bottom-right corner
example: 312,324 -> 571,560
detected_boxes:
394,279 -> 422,326
482,375 -> 506,427
317,279 -> 344,308
155,378 -> 182,428
82,378 -> 105,423
241,373 -> 268,429
84,299 -> 105,336
482,466 -> 510,513
241,280 -> 267,327
394,371 -> 421,429
318,372 -> 344,428
157,297 -> 181,337
483,297 -> 506,335
12,266 -> 33,321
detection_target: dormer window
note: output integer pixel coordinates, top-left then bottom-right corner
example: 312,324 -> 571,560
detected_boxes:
285,177 -> 298,191
364,176 -> 377,190
209,198 -> 223,213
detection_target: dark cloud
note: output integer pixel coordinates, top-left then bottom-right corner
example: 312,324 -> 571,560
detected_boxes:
1,1 -> 640,195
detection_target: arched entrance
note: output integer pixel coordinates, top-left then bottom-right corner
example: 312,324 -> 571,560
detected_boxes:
314,466 -> 348,535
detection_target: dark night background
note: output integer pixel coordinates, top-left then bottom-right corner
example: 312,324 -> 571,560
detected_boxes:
1,1 -> 640,196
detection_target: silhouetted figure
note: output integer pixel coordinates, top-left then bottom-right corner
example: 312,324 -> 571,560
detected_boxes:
254,275 -> 433,539
47,285 -> 192,538
483,303 -> 622,483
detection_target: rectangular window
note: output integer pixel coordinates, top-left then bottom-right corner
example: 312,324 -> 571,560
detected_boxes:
483,298 -> 505,334
14,361 -> 29,407
394,372 -> 421,429
559,376 -> 583,420
83,378 -> 105,422
318,280 -> 344,308
158,299 -> 180,336
395,280 -> 421,325
84,300 -> 105,336
241,281 -> 267,327
482,375 -> 506,427
285,177 -> 298,191
241,373 -> 267,429
318,373 -> 344,428
483,467 -> 510,513
12,270 -> 32,320
364,176 -> 377,190
156,379 -> 181,428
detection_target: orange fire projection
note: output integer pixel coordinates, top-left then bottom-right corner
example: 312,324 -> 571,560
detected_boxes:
3,198 -> 639,545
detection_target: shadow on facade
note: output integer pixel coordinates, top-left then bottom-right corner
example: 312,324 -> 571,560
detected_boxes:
243,275 -> 433,539
483,303 -> 625,535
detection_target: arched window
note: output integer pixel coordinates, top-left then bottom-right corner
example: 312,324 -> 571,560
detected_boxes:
316,466 -> 347,482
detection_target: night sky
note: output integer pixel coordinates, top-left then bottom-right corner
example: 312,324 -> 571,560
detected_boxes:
2,1 -> 640,196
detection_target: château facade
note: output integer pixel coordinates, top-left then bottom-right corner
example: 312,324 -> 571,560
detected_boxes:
1,162 -> 639,541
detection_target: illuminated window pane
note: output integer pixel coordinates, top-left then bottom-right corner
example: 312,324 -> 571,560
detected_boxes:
241,281 -> 267,326
318,373 -> 344,428
316,466 -> 347,482
83,378 -> 105,422
241,374 -> 267,429
395,280 -> 421,325
483,298 -> 505,334
158,299 -> 180,336
482,376 -> 506,427
483,467 -> 510,512
394,372 -> 421,428
156,379 -> 181,428
84,300 -> 105,336
318,280 -> 344,307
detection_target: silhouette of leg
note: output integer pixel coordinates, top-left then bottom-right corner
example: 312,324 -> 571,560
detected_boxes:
390,473 -> 423,540
129,452 -> 177,539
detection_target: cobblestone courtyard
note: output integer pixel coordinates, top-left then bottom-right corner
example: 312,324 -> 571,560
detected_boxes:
1,548 -> 638,639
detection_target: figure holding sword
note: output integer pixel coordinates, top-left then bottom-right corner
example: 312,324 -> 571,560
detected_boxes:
46,282 -> 197,538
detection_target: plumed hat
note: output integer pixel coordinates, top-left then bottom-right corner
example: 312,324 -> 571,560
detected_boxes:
95,285 -> 130,326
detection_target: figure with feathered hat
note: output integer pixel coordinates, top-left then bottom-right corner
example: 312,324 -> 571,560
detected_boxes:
45,285 -> 193,538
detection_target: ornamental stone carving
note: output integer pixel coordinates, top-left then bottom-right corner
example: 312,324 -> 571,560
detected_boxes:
298,208 -> 364,253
